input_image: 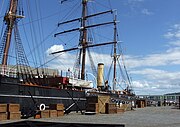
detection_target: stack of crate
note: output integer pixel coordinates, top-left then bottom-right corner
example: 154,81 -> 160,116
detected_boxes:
34,103 -> 64,119
0,104 -> 8,121
50,104 -> 64,117
7,104 -> 21,120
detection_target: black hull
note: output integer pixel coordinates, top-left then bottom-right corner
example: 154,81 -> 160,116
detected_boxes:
0,76 -> 86,115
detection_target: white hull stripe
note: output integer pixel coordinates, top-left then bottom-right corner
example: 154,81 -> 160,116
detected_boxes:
0,94 -> 86,101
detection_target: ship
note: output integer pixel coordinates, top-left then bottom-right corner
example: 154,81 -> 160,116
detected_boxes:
0,0 -> 135,117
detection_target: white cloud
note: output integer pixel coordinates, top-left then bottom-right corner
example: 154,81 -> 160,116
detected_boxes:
173,24 -> 180,29
131,68 -> 180,81
164,23 -> 180,40
132,80 -> 149,88
130,68 -> 180,95
46,44 -> 64,54
125,46 -> 180,68
46,45 -> 76,71
141,9 -> 153,15
168,40 -> 180,46
164,32 -> 174,39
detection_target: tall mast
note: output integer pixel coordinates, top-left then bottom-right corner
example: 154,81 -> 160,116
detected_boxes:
80,0 -> 88,80
2,0 -> 18,65
53,1 -> 116,81
113,12 -> 117,91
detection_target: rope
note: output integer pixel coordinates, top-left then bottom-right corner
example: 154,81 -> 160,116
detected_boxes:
26,0 -> 38,68
35,0 -> 43,70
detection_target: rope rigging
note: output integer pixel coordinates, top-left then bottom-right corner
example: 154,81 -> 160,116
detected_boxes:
14,20 -> 36,84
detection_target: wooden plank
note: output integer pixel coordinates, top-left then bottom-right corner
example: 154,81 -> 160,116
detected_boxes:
0,104 -> 7,112
49,110 -> 57,118
40,110 -> 50,118
57,110 -> 64,117
7,104 -> 20,112
0,112 -> 8,120
8,112 -> 21,120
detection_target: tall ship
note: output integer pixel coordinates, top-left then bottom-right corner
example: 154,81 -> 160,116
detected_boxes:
0,0 -> 135,117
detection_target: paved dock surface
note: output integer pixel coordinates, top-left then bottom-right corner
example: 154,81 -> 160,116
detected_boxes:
1,106 -> 180,127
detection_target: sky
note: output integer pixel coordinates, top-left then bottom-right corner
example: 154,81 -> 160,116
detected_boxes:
0,0 -> 180,95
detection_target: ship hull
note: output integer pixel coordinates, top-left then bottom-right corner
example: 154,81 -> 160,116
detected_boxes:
0,76 -> 86,115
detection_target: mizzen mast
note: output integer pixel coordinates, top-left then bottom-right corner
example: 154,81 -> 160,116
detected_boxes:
113,12 -> 118,91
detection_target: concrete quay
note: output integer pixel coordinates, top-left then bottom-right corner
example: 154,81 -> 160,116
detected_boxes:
1,106 -> 180,127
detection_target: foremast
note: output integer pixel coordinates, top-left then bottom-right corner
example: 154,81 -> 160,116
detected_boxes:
0,0 -> 37,84
2,0 -> 24,65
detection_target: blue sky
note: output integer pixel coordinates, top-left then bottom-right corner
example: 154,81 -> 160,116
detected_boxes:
0,0 -> 180,95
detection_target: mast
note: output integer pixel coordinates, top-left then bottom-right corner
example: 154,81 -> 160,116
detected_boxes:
113,12 -> 117,91
2,0 -> 24,65
2,0 -> 18,65
80,0 -> 88,80
53,0 -> 116,81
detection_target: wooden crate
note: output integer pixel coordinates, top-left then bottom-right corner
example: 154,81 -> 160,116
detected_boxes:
0,104 -> 7,112
136,100 -> 146,108
105,103 -> 116,109
50,104 -> 64,111
57,110 -> 64,117
40,110 -> 50,118
8,112 -> 21,120
49,110 -> 57,118
7,104 -> 20,112
86,103 -> 99,113
86,95 -> 110,113
117,108 -> 125,114
0,112 -> 8,120
98,96 -> 110,113
105,103 -> 117,114
120,104 -> 132,111
107,108 -> 117,114
34,114 -> 41,119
